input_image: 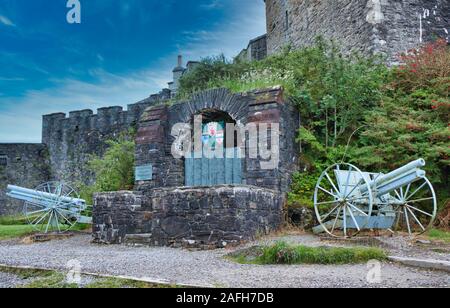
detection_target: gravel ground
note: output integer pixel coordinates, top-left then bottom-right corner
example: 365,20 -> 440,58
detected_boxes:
0,272 -> 27,288
0,234 -> 448,288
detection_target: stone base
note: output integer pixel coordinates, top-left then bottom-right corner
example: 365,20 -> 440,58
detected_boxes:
93,185 -> 285,249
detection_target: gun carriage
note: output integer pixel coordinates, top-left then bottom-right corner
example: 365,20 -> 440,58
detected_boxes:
314,159 -> 437,238
6,182 -> 92,233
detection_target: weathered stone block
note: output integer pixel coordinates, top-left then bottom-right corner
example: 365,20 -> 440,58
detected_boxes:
93,185 -> 284,248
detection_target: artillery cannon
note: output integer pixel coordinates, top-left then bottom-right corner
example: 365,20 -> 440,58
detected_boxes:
6,182 -> 92,233
313,159 -> 437,238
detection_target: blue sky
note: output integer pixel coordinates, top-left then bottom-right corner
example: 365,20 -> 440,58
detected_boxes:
0,0 -> 266,143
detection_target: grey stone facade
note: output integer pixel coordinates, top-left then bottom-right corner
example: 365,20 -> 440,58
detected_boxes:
265,0 -> 449,64
0,144 -> 50,215
237,34 -> 268,62
93,87 -> 299,248
93,186 -> 283,248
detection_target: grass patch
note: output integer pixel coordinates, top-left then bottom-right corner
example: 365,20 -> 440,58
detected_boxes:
0,225 -> 36,240
21,272 -> 78,289
426,229 -> 450,243
0,224 -> 91,240
0,266 -> 177,288
0,265 -> 53,279
84,278 -> 177,289
229,242 -> 387,265
0,214 -> 91,240
0,215 -> 30,226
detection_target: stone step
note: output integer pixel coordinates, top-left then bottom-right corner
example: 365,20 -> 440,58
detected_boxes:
388,256 -> 450,273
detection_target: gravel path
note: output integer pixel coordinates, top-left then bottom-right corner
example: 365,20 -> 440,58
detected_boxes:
0,272 -> 26,288
0,235 -> 448,288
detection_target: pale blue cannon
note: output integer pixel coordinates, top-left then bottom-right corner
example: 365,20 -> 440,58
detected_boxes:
6,182 -> 92,233
313,159 -> 437,238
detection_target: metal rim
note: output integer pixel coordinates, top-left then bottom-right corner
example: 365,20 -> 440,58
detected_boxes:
391,177 -> 437,236
314,163 -> 374,238
23,181 -> 81,233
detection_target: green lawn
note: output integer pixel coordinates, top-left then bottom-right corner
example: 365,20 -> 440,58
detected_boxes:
0,225 -> 36,240
426,229 -> 450,243
229,241 -> 387,265
0,215 -> 91,240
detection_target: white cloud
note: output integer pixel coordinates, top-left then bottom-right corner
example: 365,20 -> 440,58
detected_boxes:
0,1 -> 266,143
0,15 -> 15,27
178,1 -> 266,59
0,68 -> 171,142
200,0 -> 223,10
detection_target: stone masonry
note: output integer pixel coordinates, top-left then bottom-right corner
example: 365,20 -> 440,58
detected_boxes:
0,144 -> 50,215
93,87 -> 299,248
265,0 -> 449,64
93,186 -> 283,248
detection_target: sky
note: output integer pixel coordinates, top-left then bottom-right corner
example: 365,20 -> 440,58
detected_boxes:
0,0 -> 266,143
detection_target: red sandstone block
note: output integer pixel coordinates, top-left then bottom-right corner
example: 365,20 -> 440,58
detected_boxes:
136,125 -> 165,144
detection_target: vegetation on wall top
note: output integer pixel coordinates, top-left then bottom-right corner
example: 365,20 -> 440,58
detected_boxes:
177,38 -> 450,217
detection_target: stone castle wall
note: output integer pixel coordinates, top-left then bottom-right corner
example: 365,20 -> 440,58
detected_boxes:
0,144 -> 50,215
237,34 -> 268,62
42,100 -> 158,185
266,0 -> 449,63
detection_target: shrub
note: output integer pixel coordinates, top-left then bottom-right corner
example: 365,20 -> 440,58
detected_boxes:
78,131 -> 135,204
394,39 -> 450,96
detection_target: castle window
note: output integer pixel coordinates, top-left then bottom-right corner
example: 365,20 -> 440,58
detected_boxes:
0,155 -> 7,167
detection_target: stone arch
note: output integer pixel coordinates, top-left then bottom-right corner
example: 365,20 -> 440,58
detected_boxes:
170,88 -> 250,125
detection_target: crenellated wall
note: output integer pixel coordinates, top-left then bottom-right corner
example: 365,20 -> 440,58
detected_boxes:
266,0 -> 449,63
42,101 -> 159,184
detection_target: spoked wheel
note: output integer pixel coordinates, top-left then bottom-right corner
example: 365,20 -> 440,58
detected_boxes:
24,182 -> 81,233
314,163 -> 374,238
391,177 -> 437,236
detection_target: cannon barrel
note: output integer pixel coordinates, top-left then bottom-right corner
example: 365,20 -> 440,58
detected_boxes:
7,185 -> 86,206
376,169 -> 426,196
359,159 -> 426,196
372,159 -> 425,188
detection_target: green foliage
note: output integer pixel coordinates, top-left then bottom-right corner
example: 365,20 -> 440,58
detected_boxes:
177,38 -> 450,214
230,242 -> 387,265
78,131 -> 136,204
177,54 -> 249,99
288,172 -> 320,209
355,90 -> 449,184
355,42 -> 450,206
